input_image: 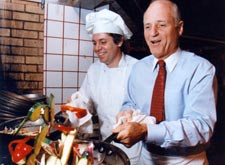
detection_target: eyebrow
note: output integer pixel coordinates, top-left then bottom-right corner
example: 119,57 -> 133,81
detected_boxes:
92,38 -> 107,42
144,20 -> 167,25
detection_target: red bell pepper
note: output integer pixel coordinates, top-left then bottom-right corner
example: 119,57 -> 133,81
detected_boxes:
8,137 -> 33,163
60,105 -> 87,119
54,124 -> 75,134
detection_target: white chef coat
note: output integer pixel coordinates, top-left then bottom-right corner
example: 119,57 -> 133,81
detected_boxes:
79,54 -> 145,165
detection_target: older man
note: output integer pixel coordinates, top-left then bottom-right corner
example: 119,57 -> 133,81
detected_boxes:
113,0 -> 217,164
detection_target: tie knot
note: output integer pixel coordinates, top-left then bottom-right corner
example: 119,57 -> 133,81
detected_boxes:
158,60 -> 165,67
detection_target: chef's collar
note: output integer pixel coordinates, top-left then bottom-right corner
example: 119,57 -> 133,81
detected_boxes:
118,53 -> 127,67
152,48 -> 181,72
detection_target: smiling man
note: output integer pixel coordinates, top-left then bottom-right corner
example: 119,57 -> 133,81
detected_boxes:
67,9 -> 149,165
143,0 -> 183,60
113,0 -> 217,164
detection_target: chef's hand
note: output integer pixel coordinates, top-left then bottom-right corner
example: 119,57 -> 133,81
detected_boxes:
112,122 -> 147,148
67,97 -> 72,103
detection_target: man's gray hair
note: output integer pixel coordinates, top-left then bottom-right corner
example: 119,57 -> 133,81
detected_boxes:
146,0 -> 182,26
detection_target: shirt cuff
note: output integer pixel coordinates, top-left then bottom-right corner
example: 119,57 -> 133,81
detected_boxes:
146,123 -> 166,145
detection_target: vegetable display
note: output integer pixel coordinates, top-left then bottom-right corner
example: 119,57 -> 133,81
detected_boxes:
6,94 -> 93,165
14,102 -> 50,135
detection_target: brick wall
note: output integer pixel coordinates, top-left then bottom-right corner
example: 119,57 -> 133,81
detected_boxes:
0,0 -> 44,94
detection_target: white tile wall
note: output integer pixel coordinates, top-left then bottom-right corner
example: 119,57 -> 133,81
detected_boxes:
64,6 -> 80,23
63,72 -> 78,87
43,3 -> 108,109
46,55 -> 62,70
63,55 -> 78,71
63,39 -> 79,55
46,38 -> 63,54
80,24 -> 91,40
46,72 -> 62,87
47,20 -> 63,37
64,22 -> 79,39
80,40 -> 93,56
47,3 -> 64,21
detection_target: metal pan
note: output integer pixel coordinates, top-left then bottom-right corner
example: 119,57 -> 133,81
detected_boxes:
0,117 -> 130,165
0,90 -> 33,103
23,94 -> 47,103
92,140 -> 130,164
0,94 -> 34,108
0,103 -> 29,118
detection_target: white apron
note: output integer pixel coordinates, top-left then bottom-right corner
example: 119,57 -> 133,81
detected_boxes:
87,56 -> 144,165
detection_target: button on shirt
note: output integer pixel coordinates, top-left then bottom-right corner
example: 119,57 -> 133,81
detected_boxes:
121,49 -> 217,148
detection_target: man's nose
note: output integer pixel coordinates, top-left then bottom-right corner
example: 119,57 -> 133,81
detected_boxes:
150,25 -> 159,36
94,43 -> 101,51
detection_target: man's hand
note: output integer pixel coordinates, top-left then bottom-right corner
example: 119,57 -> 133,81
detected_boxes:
112,122 -> 147,148
116,109 -> 134,122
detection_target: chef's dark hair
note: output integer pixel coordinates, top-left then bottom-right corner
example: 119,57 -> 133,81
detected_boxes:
109,33 -> 128,52
109,33 -> 123,45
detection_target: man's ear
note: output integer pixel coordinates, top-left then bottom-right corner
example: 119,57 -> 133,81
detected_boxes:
118,37 -> 124,47
178,20 -> 184,36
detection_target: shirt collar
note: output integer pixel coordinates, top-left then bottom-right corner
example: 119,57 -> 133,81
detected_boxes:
152,48 -> 181,72
118,53 -> 126,67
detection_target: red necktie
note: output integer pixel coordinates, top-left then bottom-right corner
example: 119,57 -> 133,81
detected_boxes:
150,60 -> 166,123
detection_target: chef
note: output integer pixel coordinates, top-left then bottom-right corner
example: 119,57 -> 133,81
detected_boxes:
68,9 -> 148,164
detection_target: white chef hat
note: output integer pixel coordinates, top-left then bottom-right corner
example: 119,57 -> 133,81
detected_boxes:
85,9 -> 133,40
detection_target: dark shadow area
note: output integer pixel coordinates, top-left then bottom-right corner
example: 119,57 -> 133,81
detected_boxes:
0,54 -> 6,90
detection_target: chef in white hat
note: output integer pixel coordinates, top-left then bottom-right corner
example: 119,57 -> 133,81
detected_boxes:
68,9 -> 148,164
85,9 -> 133,40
